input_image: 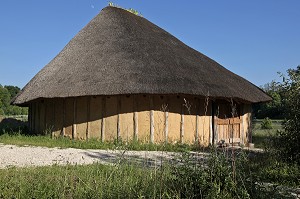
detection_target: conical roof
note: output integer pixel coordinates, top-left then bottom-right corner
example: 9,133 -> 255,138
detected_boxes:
13,6 -> 271,105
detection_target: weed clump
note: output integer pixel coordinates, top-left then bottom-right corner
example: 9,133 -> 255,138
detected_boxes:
261,117 -> 273,129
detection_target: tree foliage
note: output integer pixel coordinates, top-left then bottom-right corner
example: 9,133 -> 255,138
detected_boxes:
253,81 -> 285,119
0,85 -> 28,116
274,66 -> 300,165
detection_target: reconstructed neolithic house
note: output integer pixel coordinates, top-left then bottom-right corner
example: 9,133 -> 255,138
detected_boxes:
13,6 -> 271,146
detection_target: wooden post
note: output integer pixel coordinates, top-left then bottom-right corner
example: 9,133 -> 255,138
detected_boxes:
72,98 -> 77,140
86,97 -> 91,140
164,111 -> 169,143
61,99 -> 65,137
37,101 -> 41,134
117,96 -> 121,140
240,105 -> 244,145
52,100 -> 56,138
150,96 -> 154,143
210,102 -> 214,145
195,99 -> 200,143
101,97 -> 106,142
44,100 -> 47,134
28,104 -> 32,132
133,96 -> 138,140
248,105 -> 253,143
180,105 -> 184,144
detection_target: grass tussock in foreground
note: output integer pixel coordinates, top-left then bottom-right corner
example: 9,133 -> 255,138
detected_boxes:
0,148 -> 298,199
0,120 -> 299,198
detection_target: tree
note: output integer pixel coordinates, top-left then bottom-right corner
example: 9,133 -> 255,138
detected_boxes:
4,85 -> 21,99
0,84 -> 27,116
0,85 -> 11,115
253,80 -> 285,119
275,66 -> 300,165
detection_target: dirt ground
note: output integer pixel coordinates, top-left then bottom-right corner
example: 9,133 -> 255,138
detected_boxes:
0,143 -> 185,169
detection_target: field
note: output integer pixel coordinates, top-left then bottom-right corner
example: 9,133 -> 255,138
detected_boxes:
0,117 -> 299,198
252,119 -> 283,148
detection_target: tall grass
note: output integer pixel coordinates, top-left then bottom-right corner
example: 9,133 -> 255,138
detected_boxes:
0,132 -> 201,152
0,147 -> 296,198
0,163 -> 168,198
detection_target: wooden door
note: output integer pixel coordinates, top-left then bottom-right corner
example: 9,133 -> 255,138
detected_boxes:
213,101 -> 241,144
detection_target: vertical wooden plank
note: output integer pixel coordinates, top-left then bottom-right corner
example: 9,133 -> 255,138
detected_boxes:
53,99 -> 64,137
52,100 -> 55,137
86,96 -> 91,140
180,104 -> 184,144
153,96 -> 166,143
105,96 -> 118,141
164,97 -> 169,143
248,105 -> 252,143
72,98 -> 77,140
40,100 -> 46,134
45,100 -> 54,136
168,96 -> 181,143
117,96 -> 121,140
31,103 -> 34,132
150,96 -> 154,143
44,100 -> 47,134
76,97 -> 88,140
182,97 -> 196,144
133,95 -> 138,140
137,95 -> 150,142
36,102 -> 40,134
89,96 -> 102,139
62,98 -> 65,136
195,115 -> 199,144
28,103 -> 32,132
210,102 -> 214,145
119,95 -> 134,142
64,98 -> 74,138
101,97 -> 106,142
165,111 -> 169,143
240,105 -> 246,144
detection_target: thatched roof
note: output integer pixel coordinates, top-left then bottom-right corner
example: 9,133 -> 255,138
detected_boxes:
13,6 -> 271,105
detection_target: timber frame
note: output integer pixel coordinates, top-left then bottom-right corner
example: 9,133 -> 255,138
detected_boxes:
28,95 -> 252,146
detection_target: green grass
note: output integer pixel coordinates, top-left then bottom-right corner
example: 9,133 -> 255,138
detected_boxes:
252,119 -> 283,148
1,118 -> 298,198
0,149 -> 298,199
0,163 -> 172,198
0,132 -> 198,152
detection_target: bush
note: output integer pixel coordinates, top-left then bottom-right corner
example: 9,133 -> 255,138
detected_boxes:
169,149 -> 256,198
261,117 -> 273,129
274,66 -> 300,165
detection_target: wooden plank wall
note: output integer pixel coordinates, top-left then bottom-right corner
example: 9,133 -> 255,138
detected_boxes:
30,95 -> 218,146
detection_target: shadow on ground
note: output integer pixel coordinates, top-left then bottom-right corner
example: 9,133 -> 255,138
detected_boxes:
0,117 -> 29,135
83,150 -> 209,168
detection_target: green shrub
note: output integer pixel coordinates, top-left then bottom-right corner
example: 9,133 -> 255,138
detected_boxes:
261,117 -> 273,129
169,149 -> 254,198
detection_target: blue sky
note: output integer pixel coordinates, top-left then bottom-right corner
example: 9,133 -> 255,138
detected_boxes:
0,0 -> 299,88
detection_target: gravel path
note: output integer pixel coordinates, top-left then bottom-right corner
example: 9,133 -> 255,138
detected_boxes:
0,143 -> 182,169
0,143 -> 262,169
